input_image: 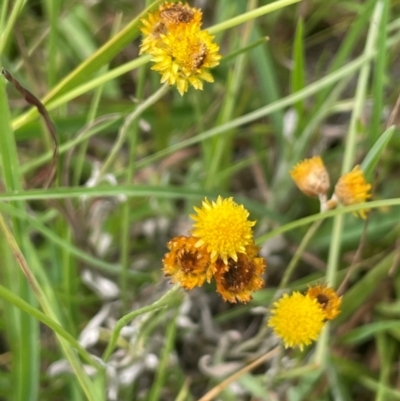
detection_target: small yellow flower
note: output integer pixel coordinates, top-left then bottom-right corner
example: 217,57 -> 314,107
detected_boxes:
306,284 -> 342,321
268,292 -> 325,351
290,156 -> 330,197
140,2 -> 202,54
140,2 -> 221,95
191,196 -> 255,264
213,243 -> 266,303
149,24 -> 220,95
334,165 -> 371,219
162,236 -> 211,289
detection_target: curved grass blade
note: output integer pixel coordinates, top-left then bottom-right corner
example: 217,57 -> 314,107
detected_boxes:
361,125 -> 395,179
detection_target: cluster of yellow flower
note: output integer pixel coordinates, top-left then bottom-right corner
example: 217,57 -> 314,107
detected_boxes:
162,196 -> 266,303
290,156 -> 371,218
137,5 -> 347,352
268,285 -> 342,350
140,2 -> 221,95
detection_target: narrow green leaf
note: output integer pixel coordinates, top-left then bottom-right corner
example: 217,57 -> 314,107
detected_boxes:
361,125 -> 395,179
340,321 -> 400,344
369,0 -> 390,145
291,18 -> 305,116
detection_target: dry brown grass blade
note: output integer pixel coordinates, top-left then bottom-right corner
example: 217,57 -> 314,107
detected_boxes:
197,347 -> 279,401
2,68 -> 58,188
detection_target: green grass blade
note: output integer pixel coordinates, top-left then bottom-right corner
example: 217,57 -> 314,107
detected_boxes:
369,0 -> 390,145
361,125 -> 395,179
340,321 -> 400,344
291,18 -> 305,117
0,0 -> 27,56
0,62 -> 39,401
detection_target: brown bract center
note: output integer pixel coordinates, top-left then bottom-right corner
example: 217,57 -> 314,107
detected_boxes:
177,249 -> 200,273
160,5 -> 194,24
316,294 -> 330,309
221,257 -> 253,291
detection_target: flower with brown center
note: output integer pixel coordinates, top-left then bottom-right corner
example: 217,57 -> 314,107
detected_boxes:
140,1 -> 221,95
159,1 -> 202,26
214,246 -> 266,303
162,235 -> 211,289
334,165 -> 371,219
140,2 -> 202,54
290,156 -> 330,197
306,284 -> 342,321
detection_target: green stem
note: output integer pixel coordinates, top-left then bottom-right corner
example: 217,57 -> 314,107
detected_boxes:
206,0 -> 256,191
316,1 -> 383,368
120,61 -> 148,311
99,82 -> 169,177
341,1 -> 383,174
102,284 -> 181,361
209,0 -> 301,34
148,313 -> 178,401
278,220 -> 323,290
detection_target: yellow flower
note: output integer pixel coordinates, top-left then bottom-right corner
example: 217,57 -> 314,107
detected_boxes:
162,236 -> 211,289
268,292 -> 325,351
334,165 -> 371,219
306,285 -> 342,321
140,2 -> 202,54
290,156 -> 330,197
213,242 -> 266,303
150,24 -> 220,95
191,196 -> 255,264
140,2 -> 221,95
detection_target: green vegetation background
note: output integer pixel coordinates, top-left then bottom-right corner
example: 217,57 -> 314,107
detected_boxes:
0,0 -> 400,400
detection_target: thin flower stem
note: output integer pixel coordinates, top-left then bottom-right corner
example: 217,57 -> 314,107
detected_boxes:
120,62 -> 147,312
278,220 -> 323,290
198,347 -> 279,401
208,0 -> 301,34
102,284 -> 181,362
99,82 -> 169,177
316,1 -> 384,368
341,1 -> 383,174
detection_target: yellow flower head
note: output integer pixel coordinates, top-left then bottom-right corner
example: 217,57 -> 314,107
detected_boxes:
140,2 -> 221,95
306,284 -> 342,321
213,243 -> 266,303
334,165 -> 371,219
268,292 -> 325,351
191,196 -> 255,264
162,235 -> 211,289
290,156 -> 330,197
140,2 -> 202,53
149,25 -> 220,95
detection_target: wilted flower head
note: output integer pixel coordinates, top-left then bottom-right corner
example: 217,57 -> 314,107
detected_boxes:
191,196 -> 255,264
307,284 -> 342,321
163,235 -> 211,289
290,156 -> 330,197
268,292 -> 325,350
140,1 -> 221,95
213,243 -> 266,303
162,197 -> 266,303
334,165 -> 371,219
